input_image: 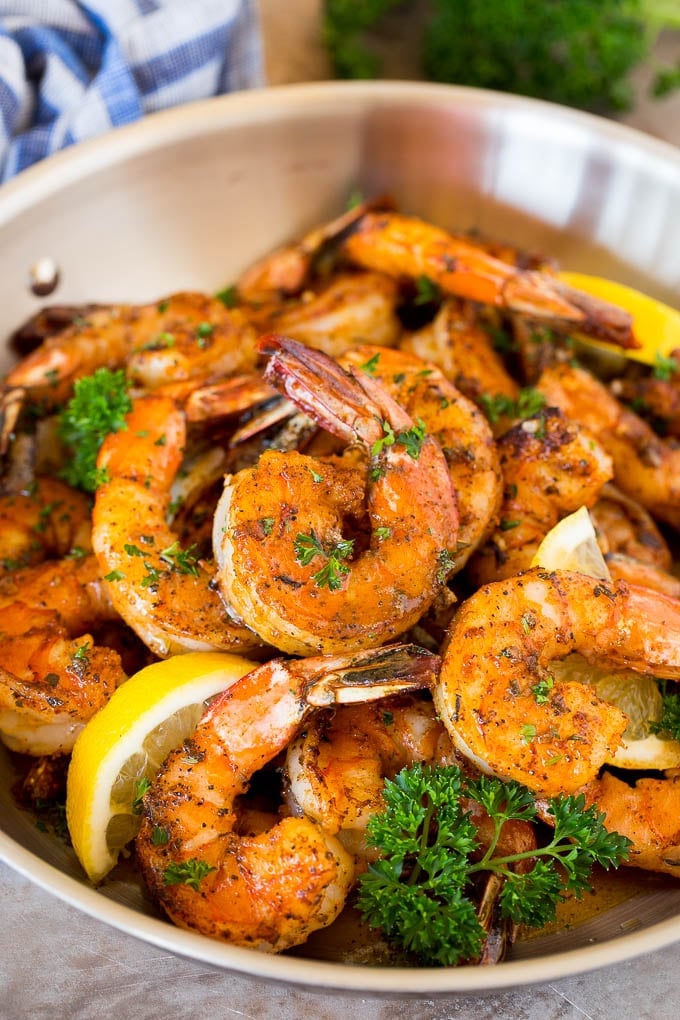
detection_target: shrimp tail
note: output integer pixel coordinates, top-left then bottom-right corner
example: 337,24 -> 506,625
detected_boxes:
303,643 -> 440,707
258,333 -> 412,445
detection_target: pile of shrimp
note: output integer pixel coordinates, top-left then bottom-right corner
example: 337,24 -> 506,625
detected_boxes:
2,196 -> 680,962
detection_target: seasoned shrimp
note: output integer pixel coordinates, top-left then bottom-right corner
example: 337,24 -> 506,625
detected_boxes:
235,197 -> 392,303
92,394 -> 265,658
246,271 -> 402,358
213,336 -> 459,655
0,478 -> 92,574
401,299 -> 520,431
537,363 -> 680,529
468,407 -> 613,585
135,644 -> 439,951
286,693 -> 458,858
591,485 -> 680,598
0,555 -> 125,755
434,569 -> 680,797
611,351 -> 680,438
342,212 -> 636,347
0,293 -> 257,447
582,769 -> 680,877
341,345 -> 502,572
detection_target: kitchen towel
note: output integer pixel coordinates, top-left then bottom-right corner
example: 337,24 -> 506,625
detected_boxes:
0,0 -> 263,181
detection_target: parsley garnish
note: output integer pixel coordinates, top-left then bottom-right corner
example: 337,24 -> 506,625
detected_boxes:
653,352 -> 679,381
356,764 -> 631,967
58,368 -> 132,492
371,419 -> 427,460
132,777 -> 151,814
294,531 -> 355,591
163,859 -> 216,892
359,352 -> 381,375
479,388 -> 546,425
414,275 -> 441,305
160,540 -> 200,576
215,285 -> 239,308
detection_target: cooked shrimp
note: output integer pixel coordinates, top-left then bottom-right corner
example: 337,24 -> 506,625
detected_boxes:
245,271 -> 402,358
0,293 -> 257,447
581,769 -> 680,877
434,569 -> 680,797
0,555 -> 125,755
537,363 -> 680,529
468,407 -> 613,585
341,345 -> 502,572
135,643 -> 439,951
0,478 -> 92,574
213,336 -> 459,655
342,212 -> 636,347
401,299 -> 520,431
591,484 -> 680,598
92,394 -> 265,658
235,197 -> 392,303
286,693 -> 458,858
611,351 -> 680,438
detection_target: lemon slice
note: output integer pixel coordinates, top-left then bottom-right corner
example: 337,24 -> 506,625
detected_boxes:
530,505 -> 610,579
558,270 -> 680,366
66,651 -> 257,883
531,509 -> 680,770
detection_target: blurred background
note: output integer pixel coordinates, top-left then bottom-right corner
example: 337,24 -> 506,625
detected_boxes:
257,0 -> 680,146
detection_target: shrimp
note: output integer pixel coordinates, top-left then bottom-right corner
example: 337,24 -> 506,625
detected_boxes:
581,769 -> 680,877
235,196 -> 392,303
1,293 -> 257,449
611,351 -> 680,438
591,485 -> 680,598
245,271 -> 402,358
400,299 -> 520,430
92,393 -> 266,658
213,336 -> 459,655
135,643 -> 439,951
340,345 -> 502,572
434,569 -> 680,797
0,555 -> 125,755
342,212 -> 636,347
286,692 -> 536,964
468,407 -> 613,585
0,478 -> 92,574
286,694 -> 458,859
536,363 -> 680,529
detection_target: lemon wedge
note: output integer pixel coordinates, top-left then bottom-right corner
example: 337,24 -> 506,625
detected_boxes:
531,508 -> 680,771
530,505 -> 610,579
558,270 -> 680,366
66,651 -> 257,883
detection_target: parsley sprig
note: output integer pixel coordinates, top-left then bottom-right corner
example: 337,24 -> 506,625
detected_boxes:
371,418 -> 427,459
58,368 -> 132,492
479,388 -> 546,425
356,763 -> 631,967
294,530 -> 355,591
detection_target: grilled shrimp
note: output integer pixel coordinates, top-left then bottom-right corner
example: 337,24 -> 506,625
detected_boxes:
342,212 -> 636,347
434,569 -> 680,797
213,336 -> 459,655
245,271 -> 402,358
0,555 -> 125,755
92,394 -> 265,658
592,485 -> 680,598
136,644 -> 438,951
581,769 -> 680,877
340,345 -> 502,572
401,299 -> 520,432
611,351 -> 680,438
537,363 -> 680,530
468,407 -> 613,585
0,478 -> 92,574
0,293 -> 257,449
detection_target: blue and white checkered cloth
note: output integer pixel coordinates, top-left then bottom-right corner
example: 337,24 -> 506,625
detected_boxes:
0,0 -> 263,181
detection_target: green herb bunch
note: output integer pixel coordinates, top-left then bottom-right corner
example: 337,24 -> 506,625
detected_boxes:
58,368 -> 132,492
356,763 -> 631,966
324,0 -> 680,114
